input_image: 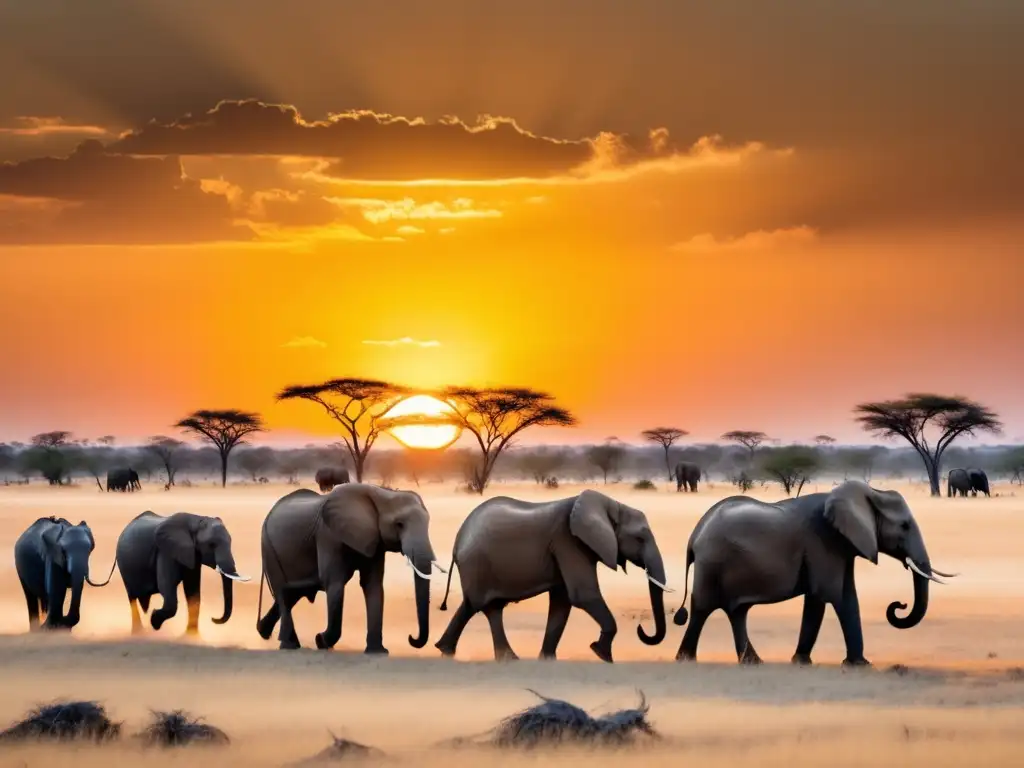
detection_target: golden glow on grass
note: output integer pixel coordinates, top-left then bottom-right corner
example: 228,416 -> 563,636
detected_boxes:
382,394 -> 461,450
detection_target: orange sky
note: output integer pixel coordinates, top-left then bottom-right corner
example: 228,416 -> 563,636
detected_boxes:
0,1 -> 1022,445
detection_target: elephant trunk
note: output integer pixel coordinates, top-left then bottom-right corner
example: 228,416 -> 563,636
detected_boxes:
636,543 -> 668,645
886,568 -> 929,629
211,550 -> 237,625
408,556 -> 431,649
65,560 -> 87,628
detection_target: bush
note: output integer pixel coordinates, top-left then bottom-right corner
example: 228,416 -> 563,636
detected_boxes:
135,710 -> 229,747
0,700 -> 121,744
632,479 -> 657,491
544,476 -> 559,489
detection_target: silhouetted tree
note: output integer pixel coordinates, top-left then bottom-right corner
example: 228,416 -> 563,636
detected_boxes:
998,446 -> 1024,485
0,443 -> 15,483
813,435 -> 836,446
24,431 -> 75,485
641,427 -> 688,481
439,387 -> 577,493
760,445 -> 822,496
276,378 -> 409,482
854,393 -> 1002,497
721,430 -> 769,460
145,436 -> 186,486
174,410 -> 265,487
586,438 -> 627,484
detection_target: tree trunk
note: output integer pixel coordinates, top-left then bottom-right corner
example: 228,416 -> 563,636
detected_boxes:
220,450 -> 228,488
927,461 -> 941,497
663,447 -> 672,482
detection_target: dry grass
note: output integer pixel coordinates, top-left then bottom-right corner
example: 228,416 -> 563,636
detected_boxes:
0,479 -> 1022,765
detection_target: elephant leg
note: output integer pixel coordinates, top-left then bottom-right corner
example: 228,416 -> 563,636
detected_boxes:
129,598 -> 145,635
435,599 -> 477,657
316,563 -> 355,651
358,553 -> 388,655
573,595 -> 617,663
256,599 -> 280,640
181,566 -> 201,635
42,563 -> 67,630
727,605 -> 761,664
277,589 -> 305,650
833,580 -> 869,667
792,594 -> 826,665
676,606 -> 713,661
20,579 -> 40,632
150,556 -> 181,631
539,586 -> 572,660
482,602 -> 518,661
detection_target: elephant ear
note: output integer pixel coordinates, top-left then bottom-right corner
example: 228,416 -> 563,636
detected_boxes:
155,514 -> 197,570
322,484 -> 381,558
41,524 -> 65,568
569,490 -> 619,570
823,481 -> 879,563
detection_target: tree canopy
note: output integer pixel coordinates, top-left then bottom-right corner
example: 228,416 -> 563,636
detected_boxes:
174,409 -> 265,487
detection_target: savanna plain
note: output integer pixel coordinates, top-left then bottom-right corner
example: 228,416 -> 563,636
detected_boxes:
1,480 -> 1023,766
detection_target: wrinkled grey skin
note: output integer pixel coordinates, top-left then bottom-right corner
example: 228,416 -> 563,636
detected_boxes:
256,484 -> 437,654
106,467 -> 141,492
947,468 -> 971,497
14,517 -> 108,630
315,466 -> 350,493
435,489 -> 670,663
672,480 -> 952,667
113,511 -> 244,634
967,468 -> 991,497
674,462 -> 702,492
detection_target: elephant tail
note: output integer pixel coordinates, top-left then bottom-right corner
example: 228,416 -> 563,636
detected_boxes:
672,548 -> 694,626
438,558 -> 456,611
256,566 -> 266,632
86,556 -> 118,587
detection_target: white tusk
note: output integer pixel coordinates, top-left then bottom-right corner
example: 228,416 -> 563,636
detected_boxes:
432,559 -> 448,574
216,565 -> 251,583
905,558 -> 945,584
405,555 -> 432,581
646,573 -> 675,593
930,567 -> 959,578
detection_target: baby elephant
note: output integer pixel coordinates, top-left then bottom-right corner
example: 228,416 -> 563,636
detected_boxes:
14,517 -> 110,631
113,511 -> 249,634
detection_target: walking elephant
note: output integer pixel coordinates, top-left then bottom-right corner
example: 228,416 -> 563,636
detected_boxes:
14,517 -> 111,630
674,461 -> 701,492
256,484 -> 441,653
947,468 -> 971,497
112,511 -> 249,634
314,466 -> 350,493
106,467 -> 141,492
672,479 -> 956,666
967,468 -> 991,497
434,489 -> 671,663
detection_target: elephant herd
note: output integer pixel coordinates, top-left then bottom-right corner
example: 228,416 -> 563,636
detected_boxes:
12,478 -> 956,667
947,467 -> 991,498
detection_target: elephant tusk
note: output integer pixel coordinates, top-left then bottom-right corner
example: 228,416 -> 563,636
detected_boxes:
215,565 -> 251,583
905,558 -> 945,585
646,573 -> 675,593
405,555 -> 432,581
930,567 -> 959,578
432,559 -> 448,574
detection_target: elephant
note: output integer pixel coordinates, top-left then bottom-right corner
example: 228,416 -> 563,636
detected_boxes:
947,468 -> 971,497
106,467 -> 141,492
14,517 -> 111,630
967,468 -> 991,497
315,466 -> 350,493
674,461 -> 701,492
255,483 -> 441,653
434,489 -> 671,663
671,480 -> 956,666
111,511 -> 249,634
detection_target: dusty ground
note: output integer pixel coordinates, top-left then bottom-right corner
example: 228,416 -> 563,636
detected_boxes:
1,478 -> 1022,766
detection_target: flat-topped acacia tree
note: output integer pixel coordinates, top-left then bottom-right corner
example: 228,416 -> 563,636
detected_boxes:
175,410 -> 265,487
641,427 -> 689,482
275,378 -> 410,482
854,393 -> 1002,497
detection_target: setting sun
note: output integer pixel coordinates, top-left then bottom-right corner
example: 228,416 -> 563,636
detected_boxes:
382,394 -> 461,450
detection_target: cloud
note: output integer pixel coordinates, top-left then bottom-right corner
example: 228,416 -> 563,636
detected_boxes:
362,337 -> 442,348
0,117 -> 110,138
670,226 -> 818,254
331,196 -> 502,224
395,225 -> 425,235
282,336 -> 327,349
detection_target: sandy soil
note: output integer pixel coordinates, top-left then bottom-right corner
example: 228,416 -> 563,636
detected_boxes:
1,479 -> 1023,766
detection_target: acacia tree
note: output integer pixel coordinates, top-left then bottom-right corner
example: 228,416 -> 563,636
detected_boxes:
146,436 -> 186,486
174,410 -> 265,487
1001,447 -> 1024,485
586,437 -> 626,484
25,431 -> 75,485
813,435 -> 836,447
760,446 -> 822,497
438,387 -> 577,494
641,427 -> 689,481
722,430 -> 769,459
854,393 -> 1002,497
276,378 -> 409,482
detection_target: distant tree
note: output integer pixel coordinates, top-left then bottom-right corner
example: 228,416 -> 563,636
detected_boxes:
0,443 -> 14,482
276,378 -> 409,482
760,445 -> 823,496
585,438 -> 626,484
74,438 -> 116,490
641,427 -> 689,482
722,430 -> 769,460
235,446 -> 277,482
439,387 -> 577,494
24,431 -> 75,485
145,436 -> 187,486
174,409 -> 266,487
277,450 -> 308,485
813,435 -> 837,447
518,447 -> 570,485
854,393 -> 1002,496
999,447 -> 1024,485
